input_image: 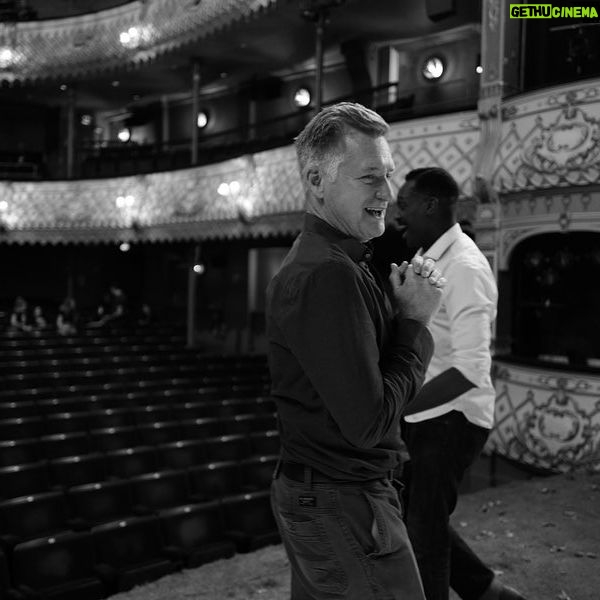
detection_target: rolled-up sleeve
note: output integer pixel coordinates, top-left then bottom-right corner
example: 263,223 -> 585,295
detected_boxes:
444,263 -> 498,389
276,260 -> 433,448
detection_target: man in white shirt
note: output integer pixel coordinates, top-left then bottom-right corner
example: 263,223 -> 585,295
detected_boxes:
396,168 -> 525,600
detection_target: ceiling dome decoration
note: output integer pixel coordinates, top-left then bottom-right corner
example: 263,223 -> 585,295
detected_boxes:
0,0 -> 279,83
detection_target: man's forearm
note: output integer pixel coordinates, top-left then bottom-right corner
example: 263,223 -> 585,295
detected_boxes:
403,367 -> 475,415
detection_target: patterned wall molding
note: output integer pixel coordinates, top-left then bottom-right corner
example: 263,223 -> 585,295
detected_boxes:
496,186 -> 600,269
0,0 -> 279,83
387,111 -> 480,196
492,79 -> 600,193
488,359 -> 600,472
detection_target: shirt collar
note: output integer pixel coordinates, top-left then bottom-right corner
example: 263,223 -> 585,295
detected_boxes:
303,213 -> 373,263
418,222 -> 462,261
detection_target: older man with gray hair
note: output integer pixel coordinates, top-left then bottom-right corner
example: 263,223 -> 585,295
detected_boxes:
266,102 -> 447,599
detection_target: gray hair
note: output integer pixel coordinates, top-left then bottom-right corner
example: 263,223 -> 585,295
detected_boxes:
295,102 -> 389,182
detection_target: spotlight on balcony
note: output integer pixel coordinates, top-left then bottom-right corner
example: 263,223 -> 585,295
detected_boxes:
422,56 -> 445,81
197,111 -> 209,129
293,87 -> 312,107
118,128 -> 131,143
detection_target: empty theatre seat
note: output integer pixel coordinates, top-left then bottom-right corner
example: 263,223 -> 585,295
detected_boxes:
89,426 -> 140,452
67,480 -> 135,528
222,413 -> 277,436
43,412 -> 90,436
0,491 -> 78,552
0,400 -> 38,420
254,396 -> 277,414
222,490 -> 280,553
188,460 -> 242,501
130,469 -> 192,513
41,432 -> 91,460
216,398 -> 258,418
86,407 -> 133,429
170,400 -> 220,421
11,531 -> 106,600
136,421 -> 183,446
0,548 -> 18,599
179,417 -> 223,440
0,462 -> 50,500
0,438 -> 41,468
0,416 -> 44,441
36,397 -> 92,416
159,500 -> 236,568
240,455 -> 278,492
92,515 -> 180,593
131,404 -> 174,425
250,430 -> 280,456
203,434 -> 252,462
158,439 -> 206,470
49,453 -> 106,489
104,446 -> 158,478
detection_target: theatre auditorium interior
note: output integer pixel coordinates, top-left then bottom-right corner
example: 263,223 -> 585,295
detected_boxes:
0,0 -> 599,598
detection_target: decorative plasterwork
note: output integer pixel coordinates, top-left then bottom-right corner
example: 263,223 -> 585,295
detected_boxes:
487,359 -> 600,472
492,80 -> 600,192
387,111 -> 480,196
0,0 -> 278,82
0,111 -> 481,244
497,187 -> 600,269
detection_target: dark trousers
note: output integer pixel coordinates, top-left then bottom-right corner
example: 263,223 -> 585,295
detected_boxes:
271,469 -> 426,600
401,411 -> 495,600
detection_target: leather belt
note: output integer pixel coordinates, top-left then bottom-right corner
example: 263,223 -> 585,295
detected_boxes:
280,461 -> 340,484
280,461 -> 391,485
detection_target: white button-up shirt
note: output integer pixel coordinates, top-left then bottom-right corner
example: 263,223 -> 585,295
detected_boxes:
404,223 -> 498,429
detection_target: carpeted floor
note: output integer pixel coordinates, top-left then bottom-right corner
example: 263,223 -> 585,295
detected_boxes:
111,469 -> 600,600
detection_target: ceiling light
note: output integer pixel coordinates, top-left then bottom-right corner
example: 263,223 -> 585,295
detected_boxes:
117,128 -> 131,143
0,47 -> 19,69
293,87 -> 311,108
0,200 -> 8,212
116,195 -> 135,208
119,242 -> 130,252
80,114 -> 92,126
422,56 -> 445,81
476,65 -> 483,74
193,264 -> 205,275
197,111 -> 208,128
120,27 -> 140,48
59,84 -> 67,91
111,80 -> 120,87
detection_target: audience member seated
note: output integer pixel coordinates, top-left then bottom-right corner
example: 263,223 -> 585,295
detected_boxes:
88,285 -> 127,328
6,296 -> 32,335
137,303 -> 154,327
31,306 -> 48,332
56,296 -> 78,336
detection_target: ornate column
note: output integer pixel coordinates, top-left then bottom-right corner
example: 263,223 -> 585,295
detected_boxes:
161,95 -> 170,151
191,60 -> 201,165
66,87 -> 76,179
475,0 -> 522,351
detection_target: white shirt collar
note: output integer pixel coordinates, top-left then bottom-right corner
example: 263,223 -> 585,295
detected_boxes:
417,222 -> 462,261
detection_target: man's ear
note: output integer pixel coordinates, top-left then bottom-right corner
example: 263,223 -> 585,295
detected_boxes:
425,196 -> 439,215
305,167 -> 324,200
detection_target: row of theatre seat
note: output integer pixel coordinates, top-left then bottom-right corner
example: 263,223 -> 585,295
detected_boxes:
0,328 -> 281,599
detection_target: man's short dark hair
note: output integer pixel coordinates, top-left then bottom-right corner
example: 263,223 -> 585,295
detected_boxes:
404,167 -> 459,207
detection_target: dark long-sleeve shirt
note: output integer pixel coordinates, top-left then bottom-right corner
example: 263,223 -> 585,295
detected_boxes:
266,213 -> 434,481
